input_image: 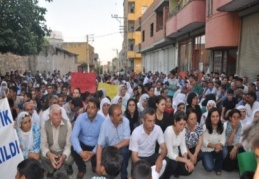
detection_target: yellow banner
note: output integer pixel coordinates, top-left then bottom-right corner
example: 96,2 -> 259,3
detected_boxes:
98,83 -> 119,100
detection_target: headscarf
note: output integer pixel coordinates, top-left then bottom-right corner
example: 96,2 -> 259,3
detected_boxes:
111,96 -> 121,105
16,112 -> 33,152
237,105 -> 252,127
200,100 -> 217,126
137,94 -> 149,112
117,84 -> 130,108
98,97 -> 111,119
0,81 -> 8,98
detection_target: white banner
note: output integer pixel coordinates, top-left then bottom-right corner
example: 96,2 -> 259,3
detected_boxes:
0,98 -> 24,178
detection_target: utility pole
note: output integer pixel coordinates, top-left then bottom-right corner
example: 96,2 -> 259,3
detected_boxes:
86,34 -> 94,73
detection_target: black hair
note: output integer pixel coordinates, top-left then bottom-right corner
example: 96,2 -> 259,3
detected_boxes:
71,97 -> 83,108
155,95 -> 166,109
87,97 -> 100,109
131,160 -> 152,179
186,108 -> 198,120
147,96 -> 156,109
25,92 -> 32,100
173,111 -> 187,126
9,85 -> 17,93
101,146 -> 123,177
125,98 -> 139,123
227,89 -> 234,95
205,108 -> 224,134
227,109 -> 241,121
186,92 -> 197,105
247,92 -> 257,101
17,158 -> 44,179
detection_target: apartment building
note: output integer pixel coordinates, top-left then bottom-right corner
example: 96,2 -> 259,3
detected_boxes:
135,0 -> 259,81
123,0 -> 153,74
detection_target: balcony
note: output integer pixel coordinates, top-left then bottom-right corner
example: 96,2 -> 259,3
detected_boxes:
218,0 -> 259,12
127,50 -> 141,59
166,0 -> 205,38
154,0 -> 169,12
134,43 -> 141,53
134,17 -> 141,31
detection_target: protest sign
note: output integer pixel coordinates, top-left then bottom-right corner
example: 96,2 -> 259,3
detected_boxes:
0,98 -> 24,178
71,72 -> 97,93
98,83 -> 119,100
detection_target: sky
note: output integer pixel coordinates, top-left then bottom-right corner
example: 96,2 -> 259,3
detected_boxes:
39,0 -> 123,64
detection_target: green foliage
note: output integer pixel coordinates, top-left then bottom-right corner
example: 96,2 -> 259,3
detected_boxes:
0,0 -> 52,55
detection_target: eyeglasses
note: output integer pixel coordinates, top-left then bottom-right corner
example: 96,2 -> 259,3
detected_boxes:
25,108 -> 33,111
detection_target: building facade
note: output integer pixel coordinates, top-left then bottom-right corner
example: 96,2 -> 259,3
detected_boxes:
62,42 -> 95,72
123,0 -> 153,74
134,0 -> 259,80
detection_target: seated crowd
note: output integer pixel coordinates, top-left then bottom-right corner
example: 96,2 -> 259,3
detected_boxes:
2,69 -> 259,179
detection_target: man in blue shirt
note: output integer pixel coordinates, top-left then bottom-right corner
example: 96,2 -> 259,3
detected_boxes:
96,104 -> 131,179
71,98 -> 105,179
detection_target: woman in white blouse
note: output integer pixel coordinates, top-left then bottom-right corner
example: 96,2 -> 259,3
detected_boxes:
163,111 -> 194,179
202,107 -> 226,175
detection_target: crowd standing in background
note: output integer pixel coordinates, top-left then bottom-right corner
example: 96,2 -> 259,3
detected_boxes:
3,68 -> 259,179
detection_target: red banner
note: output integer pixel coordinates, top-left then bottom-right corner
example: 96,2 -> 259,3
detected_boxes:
71,72 -> 97,93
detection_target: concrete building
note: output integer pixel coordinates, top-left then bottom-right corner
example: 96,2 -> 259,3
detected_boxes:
138,0 -> 176,74
218,0 -> 259,82
136,0 -> 259,80
62,42 -> 95,72
123,0 -> 153,74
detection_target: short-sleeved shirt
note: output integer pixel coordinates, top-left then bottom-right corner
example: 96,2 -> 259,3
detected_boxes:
185,123 -> 203,149
129,124 -> 164,157
98,117 -> 130,146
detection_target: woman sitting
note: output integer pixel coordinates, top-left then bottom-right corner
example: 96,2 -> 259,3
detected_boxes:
124,98 -> 139,134
185,108 -> 203,165
202,108 -> 225,175
222,109 -> 244,172
163,111 -> 194,179
16,111 -> 41,160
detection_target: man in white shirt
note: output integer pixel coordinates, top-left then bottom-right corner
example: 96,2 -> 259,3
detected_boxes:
129,108 -> 167,177
245,92 -> 259,118
154,81 -> 162,96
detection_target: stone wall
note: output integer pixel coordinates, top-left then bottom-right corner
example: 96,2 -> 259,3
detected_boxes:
0,46 -> 79,77
0,53 -> 30,75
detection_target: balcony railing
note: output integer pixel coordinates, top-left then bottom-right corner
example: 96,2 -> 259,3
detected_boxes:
168,0 -> 195,19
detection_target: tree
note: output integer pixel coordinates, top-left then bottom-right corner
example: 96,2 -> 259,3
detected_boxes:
0,0 -> 52,55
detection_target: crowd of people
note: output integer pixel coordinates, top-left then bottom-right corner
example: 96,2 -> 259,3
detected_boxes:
2,68 -> 259,179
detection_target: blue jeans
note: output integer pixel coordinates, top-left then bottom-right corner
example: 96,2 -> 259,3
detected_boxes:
202,150 -> 226,172
120,146 -> 131,179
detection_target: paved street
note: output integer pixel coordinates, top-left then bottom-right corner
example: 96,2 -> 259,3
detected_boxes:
44,160 -> 239,179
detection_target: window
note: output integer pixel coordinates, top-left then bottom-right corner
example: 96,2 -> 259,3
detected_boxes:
142,6 -> 148,14
150,23 -> 154,37
142,30 -> 145,42
129,3 -> 135,13
207,0 -> 213,17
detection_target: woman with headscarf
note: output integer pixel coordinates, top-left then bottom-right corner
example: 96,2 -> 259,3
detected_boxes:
111,95 -> 126,113
117,84 -> 130,109
137,94 -> 149,113
16,111 -> 41,160
0,81 -> 8,98
200,100 -> 216,127
98,97 -> 111,120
